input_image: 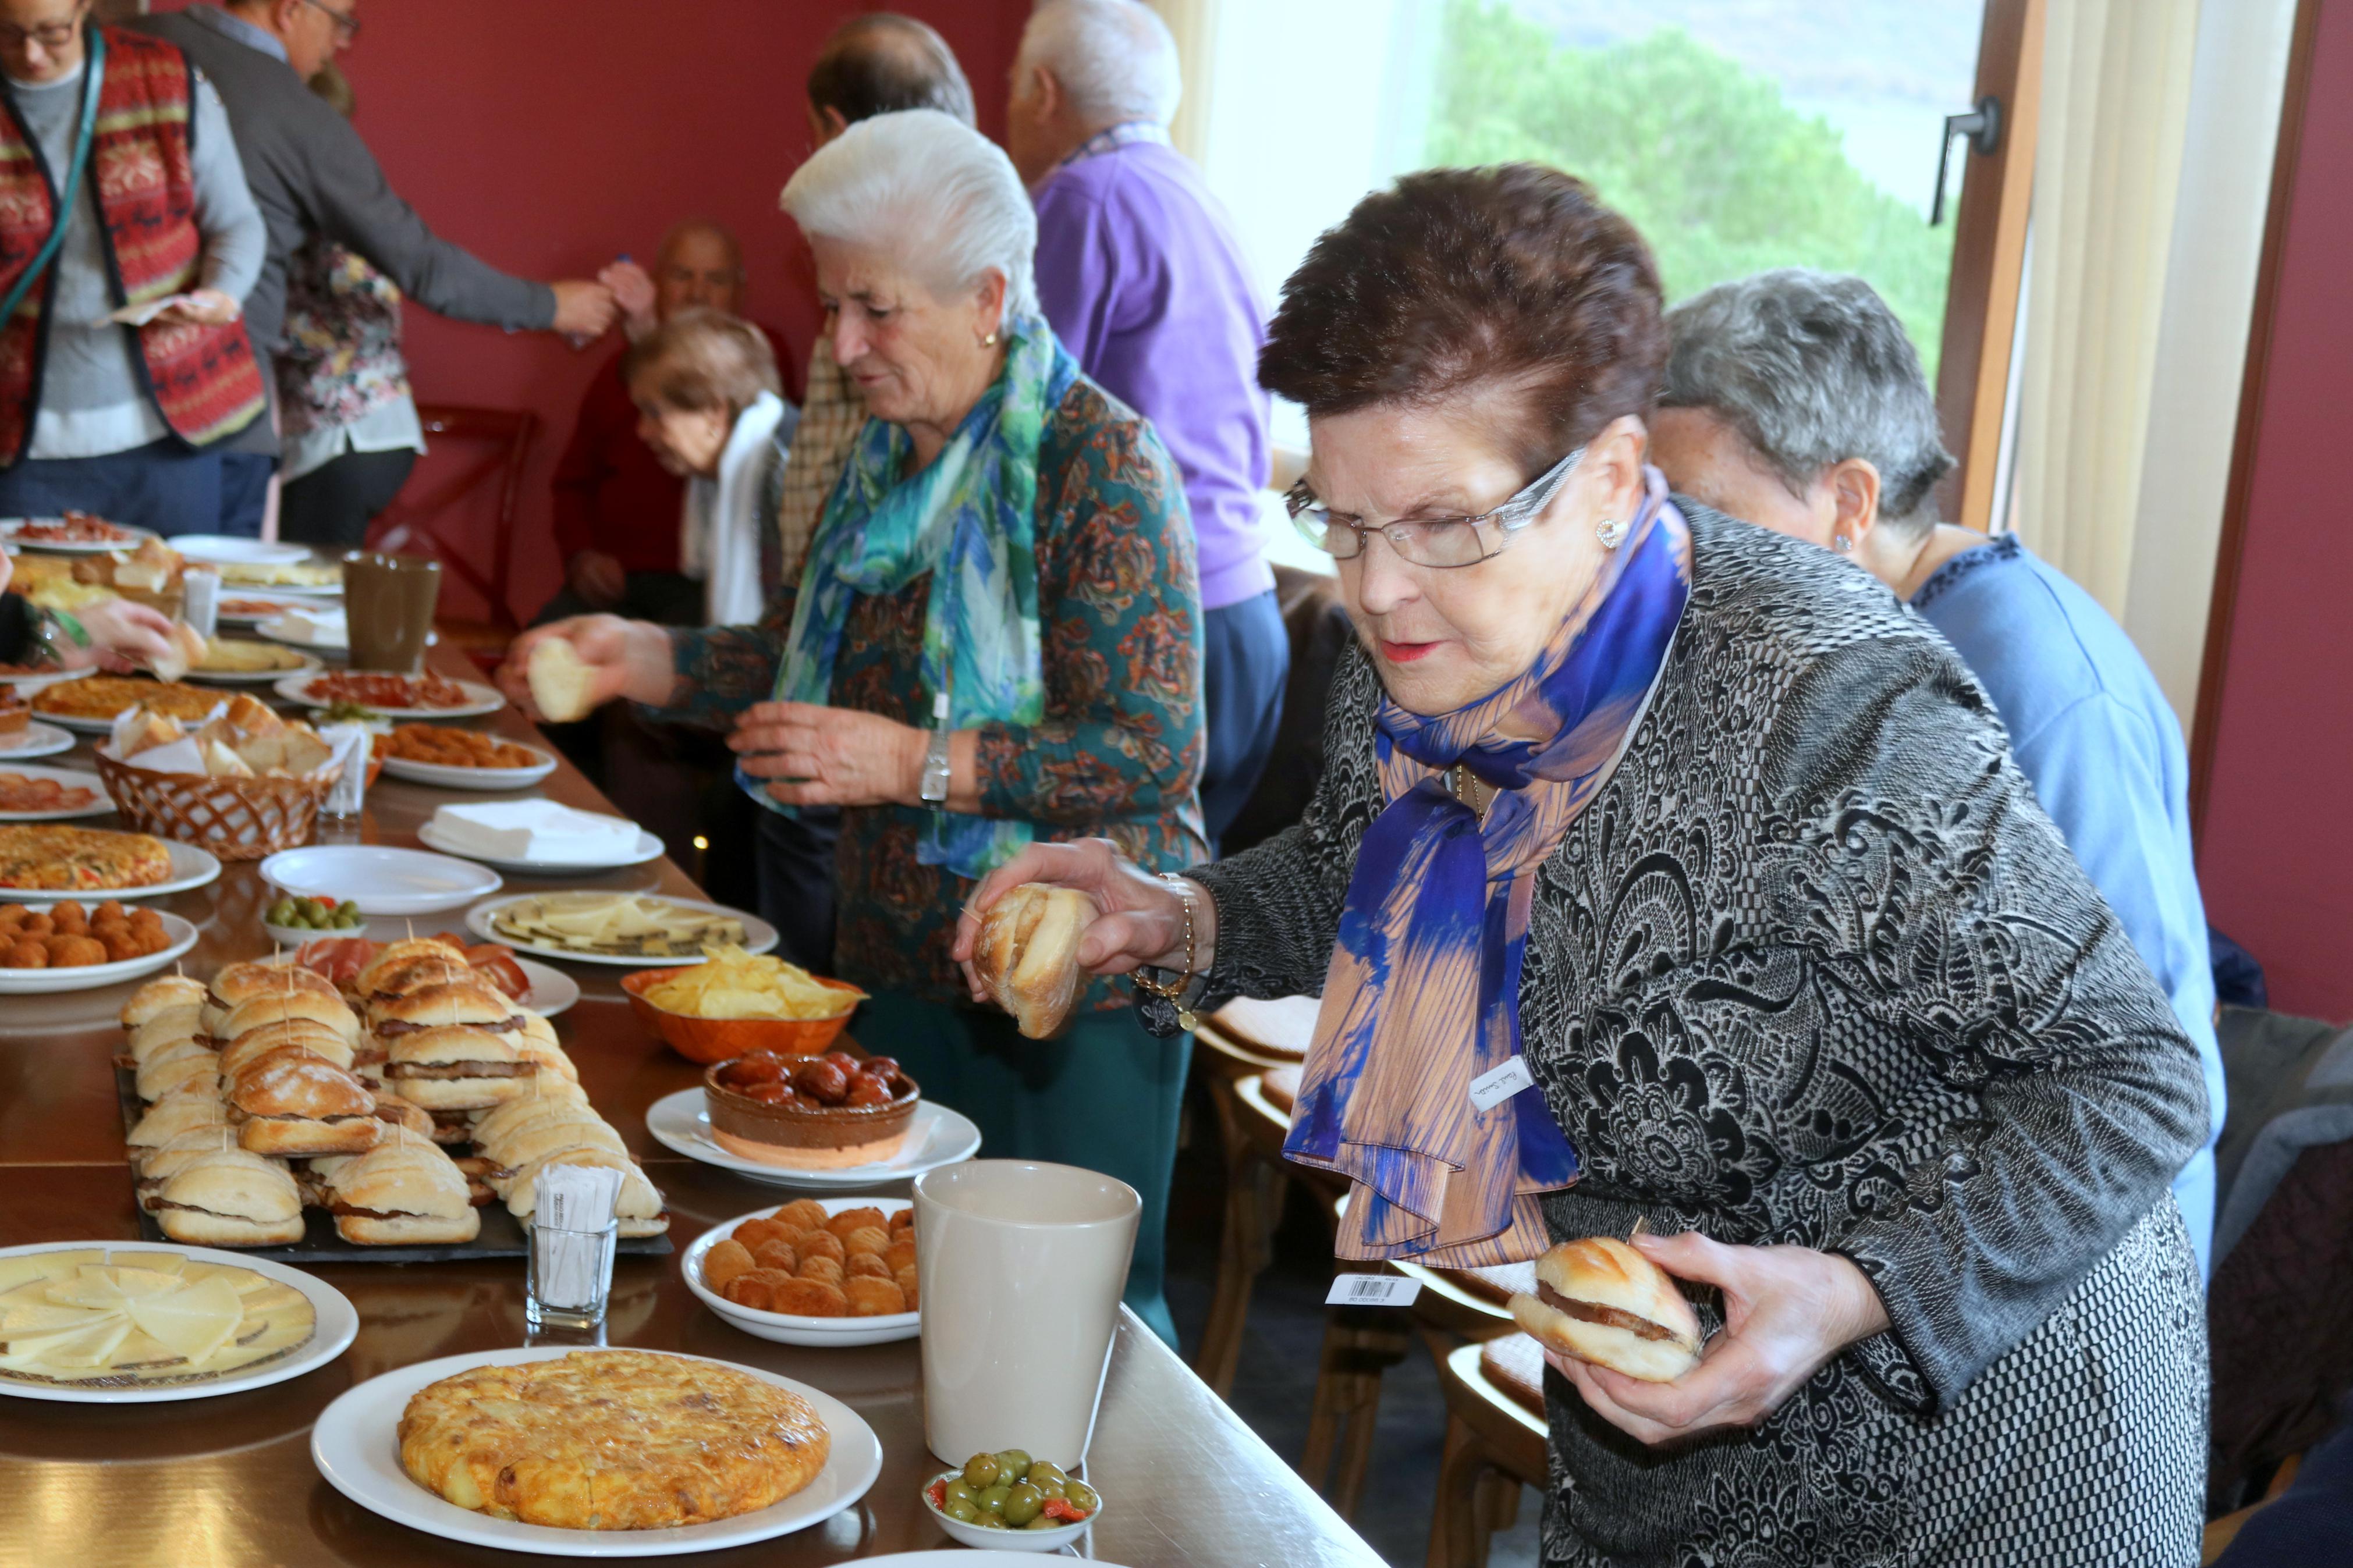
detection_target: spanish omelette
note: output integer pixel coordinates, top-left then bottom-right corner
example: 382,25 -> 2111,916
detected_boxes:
0,824 -> 173,891
397,1349 -> 830,1530
33,675 -> 220,724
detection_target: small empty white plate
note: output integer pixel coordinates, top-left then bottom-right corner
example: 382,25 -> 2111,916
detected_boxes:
260,845 -> 502,915
0,721 -> 77,759
168,535 -> 310,565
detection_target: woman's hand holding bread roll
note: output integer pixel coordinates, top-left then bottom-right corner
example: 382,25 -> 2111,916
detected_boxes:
495,616 -> 678,724
950,838 -> 1219,1034
1525,1228 -> 1890,1447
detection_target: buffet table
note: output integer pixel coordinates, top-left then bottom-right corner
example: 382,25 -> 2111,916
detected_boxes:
0,644 -> 1383,1568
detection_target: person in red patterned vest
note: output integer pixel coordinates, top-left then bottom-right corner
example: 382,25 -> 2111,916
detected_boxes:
0,0 -> 268,536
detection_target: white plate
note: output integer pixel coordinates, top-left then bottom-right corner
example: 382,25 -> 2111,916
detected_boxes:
647,1090 -> 981,1190
417,819 -> 663,874
0,517 -> 155,553
466,892 -> 779,967
261,845 -> 502,915
0,1241 -> 356,1402
273,673 -> 501,720
222,599 -> 307,625
186,645 -> 324,685
309,1347 -> 882,1557
863,1556 -> 1133,1567
0,720 -> 75,759
0,763 -> 112,820
377,746 -> 558,791
0,666 -> 90,694
168,535 -> 309,565
0,907 -> 198,993
260,947 -> 581,1018
0,838 -> 219,901
684,1198 -> 919,1346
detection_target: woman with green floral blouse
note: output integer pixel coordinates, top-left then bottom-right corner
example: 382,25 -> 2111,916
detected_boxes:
499,109 -> 1205,1342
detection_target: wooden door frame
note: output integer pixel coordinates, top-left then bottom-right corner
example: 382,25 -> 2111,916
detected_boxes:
1933,0 -> 2046,532
2187,0 -> 2323,835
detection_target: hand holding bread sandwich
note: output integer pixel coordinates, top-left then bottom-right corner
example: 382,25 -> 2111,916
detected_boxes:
495,615 -> 677,724
950,838 -> 1213,1037
1518,1226 -> 1889,1446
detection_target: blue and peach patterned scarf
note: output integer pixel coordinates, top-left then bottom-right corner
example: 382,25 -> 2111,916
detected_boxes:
1284,470 -> 1692,1265
763,312 -> 1077,879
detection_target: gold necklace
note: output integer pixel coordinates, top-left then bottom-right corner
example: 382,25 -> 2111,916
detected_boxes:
1449,764 -> 1490,820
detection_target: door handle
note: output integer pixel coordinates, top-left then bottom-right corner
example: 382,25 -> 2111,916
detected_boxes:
1931,95 -> 2002,226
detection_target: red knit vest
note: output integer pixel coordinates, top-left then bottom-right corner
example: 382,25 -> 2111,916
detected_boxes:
0,27 -> 265,467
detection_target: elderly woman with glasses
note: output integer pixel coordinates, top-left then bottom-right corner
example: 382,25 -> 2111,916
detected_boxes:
499,109 -> 1204,1345
957,168 -> 2208,1565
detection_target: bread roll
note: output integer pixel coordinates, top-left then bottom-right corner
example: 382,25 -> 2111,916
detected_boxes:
973,883 -> 1091,1039
527,635 -> 596,723
1509,1237 -> 1704,1383
121,973 -> 207,1027
148,622 -> 207,682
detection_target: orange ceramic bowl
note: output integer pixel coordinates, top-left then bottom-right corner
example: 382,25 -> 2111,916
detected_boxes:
620,968 -> 863,1065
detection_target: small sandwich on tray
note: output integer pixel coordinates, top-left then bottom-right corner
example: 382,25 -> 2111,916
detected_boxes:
152,1147 -> 306,1246
227,1051 -> 383,1155
1509,1235 -> 1706,1384
313,1130 -> 482,1245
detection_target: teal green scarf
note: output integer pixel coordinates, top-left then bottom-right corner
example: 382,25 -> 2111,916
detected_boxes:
766,312 -> 1076,879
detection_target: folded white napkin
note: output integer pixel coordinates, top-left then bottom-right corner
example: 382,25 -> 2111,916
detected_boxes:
430,800 -> 641,863
278,607 -> 347,647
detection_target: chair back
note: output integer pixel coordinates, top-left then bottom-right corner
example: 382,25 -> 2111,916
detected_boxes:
367,404 -> 538,633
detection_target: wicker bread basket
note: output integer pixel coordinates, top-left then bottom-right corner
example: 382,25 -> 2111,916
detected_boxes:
95,749 -> 340,861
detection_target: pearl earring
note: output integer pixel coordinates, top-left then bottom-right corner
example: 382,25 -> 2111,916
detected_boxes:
980,329 -> 999,348
1595,516 -> 1628,549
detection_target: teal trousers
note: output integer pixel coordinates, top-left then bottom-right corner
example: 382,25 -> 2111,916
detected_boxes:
857,993 -> 1191,1349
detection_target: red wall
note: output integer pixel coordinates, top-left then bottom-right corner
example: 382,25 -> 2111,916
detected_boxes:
2196,0 -> 2353,1021
157,0 -> 1030,619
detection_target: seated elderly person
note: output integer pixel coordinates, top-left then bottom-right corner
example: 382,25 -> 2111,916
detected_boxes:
957,167 -> 2206,1562
1648,267 -> 2226,1277
498,111 -> 1204,1346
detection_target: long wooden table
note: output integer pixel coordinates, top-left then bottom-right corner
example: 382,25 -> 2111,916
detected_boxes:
0,643 -> 1383,1567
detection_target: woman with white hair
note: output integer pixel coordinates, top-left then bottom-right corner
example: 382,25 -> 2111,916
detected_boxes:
1647,268 -> 2227,1281
499,109 -> 1205,1344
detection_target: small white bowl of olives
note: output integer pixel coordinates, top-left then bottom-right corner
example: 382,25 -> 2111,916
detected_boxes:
922,1448 -> 1103,1551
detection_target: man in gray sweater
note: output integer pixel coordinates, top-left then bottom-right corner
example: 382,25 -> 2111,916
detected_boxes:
137,0 -> 616,527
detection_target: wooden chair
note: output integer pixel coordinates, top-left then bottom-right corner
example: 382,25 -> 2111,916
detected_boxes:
1428,1334 -> 1548,1568
1191,996 -> 1318,1395
367,404 -> 538,669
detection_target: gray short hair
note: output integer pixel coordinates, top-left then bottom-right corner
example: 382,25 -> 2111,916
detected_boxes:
779,109 -> 1038,320
1020,0 -> 1183,126
1660,269 -> 1954,532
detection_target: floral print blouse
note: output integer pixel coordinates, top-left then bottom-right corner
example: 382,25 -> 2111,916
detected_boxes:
665,375 -> 1207,1009
276,238 -> 411,436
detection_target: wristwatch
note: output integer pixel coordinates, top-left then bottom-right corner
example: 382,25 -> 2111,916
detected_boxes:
918,689 -> 952,806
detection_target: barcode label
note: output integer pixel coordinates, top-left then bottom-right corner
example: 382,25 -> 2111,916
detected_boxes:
1326,1274 -> 1421,1308
1468,1055 -> 1536,1113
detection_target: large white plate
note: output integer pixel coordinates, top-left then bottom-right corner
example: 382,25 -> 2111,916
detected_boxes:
0,907 -> 198,993
310,1347 -> 881,1556
466,892 -> 778,966
0,763 -> 111,820
863,1556 -> 1134,1567
0,1240 -> 356,1402
186,642 -> 324,685
684,1197 -> 918,1346
0,517 -> 155,553
647,1090 -> 981,1191
273,672 -> 501,720
0,665 -> 90,694
378,745 -> 558,791
0,720 -> 75,759
168,535 -> 309,565
261,845 -> 502,915
417,819 -> 663,874
0,838 -> 219,901
260,947 -> 581,1018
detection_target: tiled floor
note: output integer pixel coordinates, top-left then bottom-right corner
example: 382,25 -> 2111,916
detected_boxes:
1160,1100 -> 1543,1568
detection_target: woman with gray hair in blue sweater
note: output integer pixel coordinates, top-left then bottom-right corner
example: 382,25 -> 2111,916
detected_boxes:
1649,266 -> 2226,1278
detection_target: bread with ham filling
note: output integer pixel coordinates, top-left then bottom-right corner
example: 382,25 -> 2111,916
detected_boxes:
1510,1237 -> 1705,1383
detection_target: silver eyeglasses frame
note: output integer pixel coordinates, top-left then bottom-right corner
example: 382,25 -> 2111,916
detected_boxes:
1284,445 -> 1588,568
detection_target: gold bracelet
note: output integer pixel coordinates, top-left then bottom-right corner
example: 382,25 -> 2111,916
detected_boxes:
1131,873 -> 1200,1030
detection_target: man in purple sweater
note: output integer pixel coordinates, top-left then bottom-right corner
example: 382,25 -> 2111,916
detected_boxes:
1009,0 -> 1287,848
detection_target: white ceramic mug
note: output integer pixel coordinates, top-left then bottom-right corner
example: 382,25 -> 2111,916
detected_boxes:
914,1160 -> 1140,1467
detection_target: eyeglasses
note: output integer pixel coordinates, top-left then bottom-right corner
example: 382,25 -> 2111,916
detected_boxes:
1286,446 -> 1587,568
300,0 -> 361,43
0,2 -> 87,51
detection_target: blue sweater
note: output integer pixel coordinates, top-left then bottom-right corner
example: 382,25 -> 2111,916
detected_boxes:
1912,535 -> 2223,1277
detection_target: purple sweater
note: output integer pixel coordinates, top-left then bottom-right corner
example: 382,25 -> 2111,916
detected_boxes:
1034,137 -> 1275,610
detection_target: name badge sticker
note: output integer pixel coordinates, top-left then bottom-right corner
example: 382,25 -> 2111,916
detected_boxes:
1468,1055 -> 1536,1114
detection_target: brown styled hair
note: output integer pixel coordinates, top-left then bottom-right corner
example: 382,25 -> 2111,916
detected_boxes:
623,310 -> 780,416
1259,165 -> 1666,475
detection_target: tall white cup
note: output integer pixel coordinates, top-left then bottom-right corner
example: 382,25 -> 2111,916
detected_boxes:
914,1160 -> 1140,1467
